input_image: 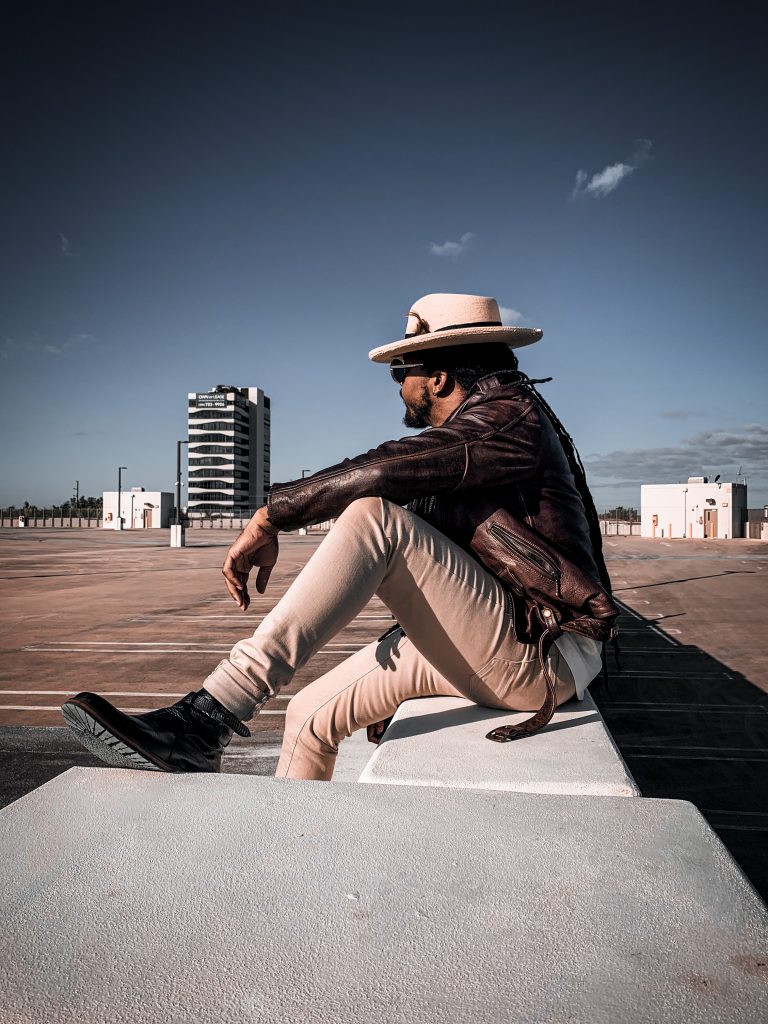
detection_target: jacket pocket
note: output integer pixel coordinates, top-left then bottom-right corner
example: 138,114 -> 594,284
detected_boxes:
488,522 -> 562,597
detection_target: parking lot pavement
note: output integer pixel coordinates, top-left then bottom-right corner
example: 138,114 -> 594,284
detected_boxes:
2,528 -> 767,896
0,527 -> 393,805
0,528 -> 395,730
594,536 -> 768,898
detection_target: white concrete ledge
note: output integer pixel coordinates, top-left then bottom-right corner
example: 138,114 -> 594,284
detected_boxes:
2,769 -> 766,1023
359,693 -> 641,796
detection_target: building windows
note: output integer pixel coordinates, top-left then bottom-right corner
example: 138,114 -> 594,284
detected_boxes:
190,444 -> 249,457
187,386 -> 270,515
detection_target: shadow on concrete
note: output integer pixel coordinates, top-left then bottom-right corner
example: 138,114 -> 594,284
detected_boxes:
0,728 -> 283,811
590,602 -> 768,900
383,701 -> 600,742
614,570 -> 754,591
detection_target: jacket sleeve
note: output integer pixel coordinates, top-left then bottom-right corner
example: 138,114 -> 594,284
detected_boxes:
266,396 -> 541,531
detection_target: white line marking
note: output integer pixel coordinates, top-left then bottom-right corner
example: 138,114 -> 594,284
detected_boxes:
0,704 -> 286,714
24,647 -> 235,654
627,754 -> 767,762
615,603 -> 643,620
23,641 -> 367,651
22,647 -> 366,655
651,626 -> 679,643
130,614 -> 394,622
0,690 -> 293,700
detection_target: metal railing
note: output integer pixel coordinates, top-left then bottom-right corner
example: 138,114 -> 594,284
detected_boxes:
0,507 -> 103,528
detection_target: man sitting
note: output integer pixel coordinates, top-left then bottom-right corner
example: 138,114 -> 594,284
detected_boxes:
62,293 -> 613,781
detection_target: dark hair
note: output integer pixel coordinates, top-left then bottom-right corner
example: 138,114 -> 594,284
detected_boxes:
422,343 -> 520,392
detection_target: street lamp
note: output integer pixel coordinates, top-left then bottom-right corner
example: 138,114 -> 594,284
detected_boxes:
176,440 -> 189,526
117,466 -> 127,528
301,469 -> 311,479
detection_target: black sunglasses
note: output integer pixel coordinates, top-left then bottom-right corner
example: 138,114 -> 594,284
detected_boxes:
389,358 -> 426,385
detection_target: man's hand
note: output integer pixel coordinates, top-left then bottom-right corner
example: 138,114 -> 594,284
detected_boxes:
222,507 -> 279,610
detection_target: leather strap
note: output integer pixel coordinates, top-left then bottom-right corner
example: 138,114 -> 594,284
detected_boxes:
191,691 -> 252,737
485,629 -> 559,743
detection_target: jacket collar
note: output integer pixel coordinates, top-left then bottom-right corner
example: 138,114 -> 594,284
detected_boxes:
443,371 -> 533,424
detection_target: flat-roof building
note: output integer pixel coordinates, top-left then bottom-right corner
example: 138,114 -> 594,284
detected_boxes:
187,385 -> 271,516
103,488 -> 173,529
641,478 -> 747,539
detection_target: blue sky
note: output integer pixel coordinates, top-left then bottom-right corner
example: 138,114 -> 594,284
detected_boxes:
1,0 -> 766,511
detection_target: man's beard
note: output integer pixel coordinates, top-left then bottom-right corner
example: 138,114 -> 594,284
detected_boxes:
402,387 -> 432,428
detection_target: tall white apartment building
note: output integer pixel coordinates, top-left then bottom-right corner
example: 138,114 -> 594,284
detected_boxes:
187,385 -> 271,515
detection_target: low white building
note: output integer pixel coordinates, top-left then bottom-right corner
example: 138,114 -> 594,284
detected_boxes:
641,478 -> 747,539
102,488 -> 174,529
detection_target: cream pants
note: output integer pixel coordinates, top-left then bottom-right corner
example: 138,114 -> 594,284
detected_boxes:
204,497 -> 575,781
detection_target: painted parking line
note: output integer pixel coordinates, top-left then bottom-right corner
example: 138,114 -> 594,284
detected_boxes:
23,641 -> 368,651
647,626 -> 679,646
0,690 -> 293,700
22,648 -> 366,655
0,704 -> 285,715
128,614 -> 395,622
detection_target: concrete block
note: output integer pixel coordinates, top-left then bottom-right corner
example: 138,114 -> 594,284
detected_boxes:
2,768 -> 767,1023
359,694 -> 641,796
333,723 -> 376,782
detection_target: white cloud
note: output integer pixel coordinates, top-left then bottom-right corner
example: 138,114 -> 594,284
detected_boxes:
1,333 -> 97,360
571,139 -> 652,200
429,232 -> 475,259
499,305 -> 523,324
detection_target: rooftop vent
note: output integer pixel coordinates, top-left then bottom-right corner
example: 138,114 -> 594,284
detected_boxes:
687,476 -> 707,484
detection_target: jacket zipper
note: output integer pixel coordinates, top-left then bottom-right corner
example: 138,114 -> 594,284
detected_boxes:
489,523 -> 562,597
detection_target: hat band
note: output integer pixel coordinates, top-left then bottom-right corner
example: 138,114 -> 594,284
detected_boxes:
404,320 -> 502,339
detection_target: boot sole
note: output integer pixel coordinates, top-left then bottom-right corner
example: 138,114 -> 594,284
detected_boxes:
61,699 -> 175,773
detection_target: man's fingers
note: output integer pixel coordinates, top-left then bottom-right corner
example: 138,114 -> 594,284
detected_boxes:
226,577 -> 250,610
255,565 -> 273,594
222,553 -> 250,609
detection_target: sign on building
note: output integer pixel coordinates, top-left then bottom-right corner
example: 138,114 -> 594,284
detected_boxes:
194,393 -> 228,408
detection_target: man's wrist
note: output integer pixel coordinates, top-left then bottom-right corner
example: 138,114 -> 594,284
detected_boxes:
251,506 -> 279,536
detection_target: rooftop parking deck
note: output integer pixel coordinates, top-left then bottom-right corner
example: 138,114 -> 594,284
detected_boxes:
1,529 -> 767,897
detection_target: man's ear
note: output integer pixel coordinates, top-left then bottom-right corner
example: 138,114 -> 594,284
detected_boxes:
432,370 -> 452,397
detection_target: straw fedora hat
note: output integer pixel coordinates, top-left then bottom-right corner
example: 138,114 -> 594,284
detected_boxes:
368,293 -> 542,363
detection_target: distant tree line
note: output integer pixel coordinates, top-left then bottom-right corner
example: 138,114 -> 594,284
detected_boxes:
7,497 -> 103,514
599,506 -> 638,520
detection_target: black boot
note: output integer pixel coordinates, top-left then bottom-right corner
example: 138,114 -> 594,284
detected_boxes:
61,690 -> 251,773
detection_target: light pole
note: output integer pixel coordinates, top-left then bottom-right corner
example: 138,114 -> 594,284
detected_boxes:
301,469 -> 311,479
170,442 -> 189,548
176,440 -> 189,526
117,466 -> 127,529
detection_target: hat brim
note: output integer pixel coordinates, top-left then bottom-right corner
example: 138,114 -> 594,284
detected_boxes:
368,325 -> 542,363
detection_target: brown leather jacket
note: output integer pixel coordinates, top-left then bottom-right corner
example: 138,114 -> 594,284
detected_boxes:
267,372 -> 604,590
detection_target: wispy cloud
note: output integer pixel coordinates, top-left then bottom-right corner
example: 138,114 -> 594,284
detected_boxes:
570,139 -> 652,200
59,233 -> 78,260
499,305 -> 523,325
1,333 -> 97,360
659,409 -> 708,420
429,232 -> 474,259
584,424 -> 768,485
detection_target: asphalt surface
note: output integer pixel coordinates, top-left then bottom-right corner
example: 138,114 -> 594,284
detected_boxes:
1,528 -> 767,896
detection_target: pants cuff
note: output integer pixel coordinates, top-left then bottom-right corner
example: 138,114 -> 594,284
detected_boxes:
202,660 -> 272,721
